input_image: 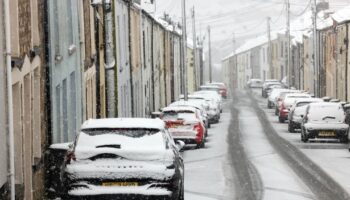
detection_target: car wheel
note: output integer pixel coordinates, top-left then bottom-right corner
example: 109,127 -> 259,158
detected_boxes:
178,179 -> 184,200
275,108 -> 279,116
267,101 -> 271,109
301,131 -> 308,143
208,123 -> 211,128
278,117 -> 285,123
288,122 -> 295,133
340,136 -> 348,143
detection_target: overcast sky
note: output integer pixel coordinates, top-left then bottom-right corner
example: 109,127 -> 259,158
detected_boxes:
142,0 -> 350,81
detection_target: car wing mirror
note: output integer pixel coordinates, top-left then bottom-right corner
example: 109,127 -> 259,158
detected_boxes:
176,140 -> 185,151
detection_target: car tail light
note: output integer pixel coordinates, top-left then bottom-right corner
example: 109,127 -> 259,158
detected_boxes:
193,123 -> 202,143
193,123 -> 201,133
66,151 -> 76,164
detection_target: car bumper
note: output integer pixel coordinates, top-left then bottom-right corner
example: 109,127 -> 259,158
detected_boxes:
304,130 -> 348,139
68,184 -> 172,197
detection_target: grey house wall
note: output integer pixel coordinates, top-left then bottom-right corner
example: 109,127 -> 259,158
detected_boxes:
115,0 -> 132,117
48,0 -> 82,143
0,0 -> 8,188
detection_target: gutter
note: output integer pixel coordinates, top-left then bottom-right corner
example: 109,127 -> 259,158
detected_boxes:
4,0 -> 15,199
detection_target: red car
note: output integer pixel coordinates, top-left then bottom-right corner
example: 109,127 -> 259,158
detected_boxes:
161,106 -> 206,148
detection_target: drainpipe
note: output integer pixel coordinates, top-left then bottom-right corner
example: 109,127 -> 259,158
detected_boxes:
4,0 -> 15,199
104,0 -> 116,117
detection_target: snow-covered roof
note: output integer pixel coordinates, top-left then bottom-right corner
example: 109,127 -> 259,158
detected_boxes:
222,31 -> 278,60
332,5 -> 350,24
81,118 -> 165,130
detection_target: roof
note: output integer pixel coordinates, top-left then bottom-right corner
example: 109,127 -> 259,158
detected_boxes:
332,5 -> 350,24
162,106 -> 197,113
81,118 -> 165,130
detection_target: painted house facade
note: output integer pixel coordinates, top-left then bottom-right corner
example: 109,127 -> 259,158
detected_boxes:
47,0 -> 83,144
8,0 -> 47,198
115,0 -> 132,117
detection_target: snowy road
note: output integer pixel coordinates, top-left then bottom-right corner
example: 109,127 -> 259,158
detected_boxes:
183,89 -> 350,200
183,101 -> 235,200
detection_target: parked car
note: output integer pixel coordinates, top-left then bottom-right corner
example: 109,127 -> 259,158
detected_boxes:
288,98 -> 323,133
199,85 -> 221,96
247,79 -> 263,88
161,106 -> 206,148
301,103 -> 349,143
208,82 -> 228,98
179,95 -> 219,124
267,88 -> 291,109
262,82 -> 282,98
62,118 -> 185,199
187,93 -> 221,123
169,100 -> 210,129
193,90 -> 223,113
278,93 -> 311,123
266,84 -> 284,97
274,90 -> 301,115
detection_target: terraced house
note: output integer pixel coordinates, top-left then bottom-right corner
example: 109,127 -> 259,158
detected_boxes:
6,0 -> 47,198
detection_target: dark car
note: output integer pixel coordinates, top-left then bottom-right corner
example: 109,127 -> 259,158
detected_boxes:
62,118 -> 185,200
261,81 -> 282,98
301,103 -> 349,143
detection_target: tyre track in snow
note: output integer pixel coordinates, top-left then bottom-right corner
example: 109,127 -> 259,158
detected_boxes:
247,89 -> 350,200
228,90 -> 264,200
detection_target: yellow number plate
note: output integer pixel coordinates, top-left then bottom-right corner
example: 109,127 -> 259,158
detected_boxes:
319,131 -> 336,137
102,182 -> 139,187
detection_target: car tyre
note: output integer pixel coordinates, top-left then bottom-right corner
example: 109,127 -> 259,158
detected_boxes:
267,101 -> 272,109
288,122 -> 295,133
340,136 -> 348,143
278,117 -> 285,123
275,108 -> 279,116
301,131 -> 308,143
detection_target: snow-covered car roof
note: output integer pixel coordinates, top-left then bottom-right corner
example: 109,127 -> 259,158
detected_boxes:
294,98 -> 323,104
200,85 -> 220,89
81,118 -> 165,130
162,106 -> 197,113
179,94 -> 205,100
285,93 -> 311,98
169,100 -> 205,111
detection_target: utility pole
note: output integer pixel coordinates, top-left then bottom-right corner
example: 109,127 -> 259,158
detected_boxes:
104,0 -> 116,117
232,33 -> 236,88
4,0 -> 15,198
286,0 -> 291,87
208,26 -> 212,83
181,0 -> 188,101
267,17 -> 273,79
192,7 -> 198,90
312,0 -> 318,96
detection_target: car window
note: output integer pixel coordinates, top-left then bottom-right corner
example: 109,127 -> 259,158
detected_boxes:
162,111 -> 197,121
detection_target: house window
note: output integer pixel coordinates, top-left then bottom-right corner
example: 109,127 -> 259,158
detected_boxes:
54,0 -> 60,56
66,0 -> 74,45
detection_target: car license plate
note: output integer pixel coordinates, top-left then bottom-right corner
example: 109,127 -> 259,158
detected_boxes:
172,132 -> 188,136
102,182 -> 138,187
318,131 -> 336,137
